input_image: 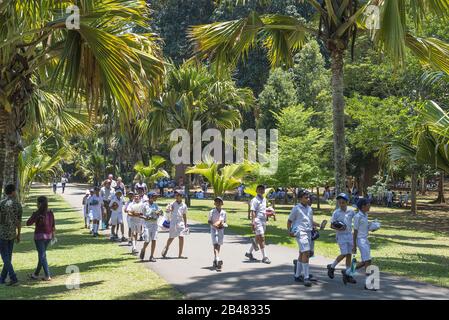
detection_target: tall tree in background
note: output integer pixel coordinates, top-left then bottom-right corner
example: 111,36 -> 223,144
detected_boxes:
189,0 -> 449,194
1,0 -> 164,191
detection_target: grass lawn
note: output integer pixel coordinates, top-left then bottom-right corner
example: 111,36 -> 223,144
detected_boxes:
172,197 -> 449,288
0,188 -> 182,300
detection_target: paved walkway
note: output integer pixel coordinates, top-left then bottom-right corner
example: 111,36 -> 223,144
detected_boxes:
61,185 -> 449,300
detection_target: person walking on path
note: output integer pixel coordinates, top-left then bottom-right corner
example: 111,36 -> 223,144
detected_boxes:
26,196 -> 56,281
100,180 -> 113,230
61,176 -> 68,194
0,184 -> 22,286
161,190 -> 188,259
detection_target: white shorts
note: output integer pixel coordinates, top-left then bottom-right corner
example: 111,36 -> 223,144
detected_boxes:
254,219 -> 266,236
169,221 -> 186,238
129,216 -> 143,233
336,233 -> 353,255
296,231 -> 314,253
211,227 -> 224,245
357,237 -> 371,262
143,224 -> 158,242
109,211 -> 123,225
90,210 -> 102,221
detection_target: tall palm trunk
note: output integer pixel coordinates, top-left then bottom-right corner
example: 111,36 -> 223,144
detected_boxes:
330,49 -> 347,195
0,107 -> 8,197
435,171 -> 446,204
411,171 -> 417,214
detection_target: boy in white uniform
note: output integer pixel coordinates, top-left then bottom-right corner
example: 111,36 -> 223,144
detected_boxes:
109,189 -> 126,241
208,197 -> 227,270
124,191 -> 134,245
161,190 -> 188,259
88,187 -> 104,237
128,194 -> 144,254
287,190 -> 320,287
327,193 -> 356,284
245,185 -> 271,264
139,192 -> 163,262
82,190 -> 91,230
353,198 -> 377,290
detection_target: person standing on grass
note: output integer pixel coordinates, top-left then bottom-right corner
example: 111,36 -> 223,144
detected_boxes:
161,190 -> 188,259
287,189 -> 320,287
82,190 -> 91,229
140,192 -> 163,262
128,193 -> 144,254
245,185 -> 271,264
89,186 -> 104,237
52,179 -> 57,194
26,196 -> 55,282
109,189 -> 126,242
327,193 -> 356,284
100,180 -> 113,230
0,184 -> 22,286
124,191 -> 135,246
208,197 -> 227,270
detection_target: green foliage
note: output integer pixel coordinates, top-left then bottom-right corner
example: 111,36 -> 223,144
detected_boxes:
346,95 -> 420,155
133,156 -> 169,186
261,104 -> 332,188
18,138 -> 68,202
258,68 -> 297,129
186,159 -> 256,197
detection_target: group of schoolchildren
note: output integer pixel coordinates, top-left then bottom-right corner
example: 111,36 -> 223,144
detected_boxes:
82,179 -> 379,289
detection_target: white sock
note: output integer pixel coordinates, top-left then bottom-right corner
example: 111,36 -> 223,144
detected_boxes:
93,224 -> 98,233
302,263 -> 310,279
295,262 -> 302,277
216,256 -> 220,261
261,248 -> 266,259
331,260 -> 338,268
248,245 -> 254,254
345,267 -> 352,276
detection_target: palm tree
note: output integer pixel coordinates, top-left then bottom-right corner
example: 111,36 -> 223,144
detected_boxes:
142,63 -> 254,205
186,159 -> 256,197
133,156 -> 169,188
189,0 -> 449,194
0,0 -> 164,191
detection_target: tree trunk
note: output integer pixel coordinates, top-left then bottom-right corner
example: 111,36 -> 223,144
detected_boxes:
411,171 -> 417,215
435,172 -> 446,204
330,49 -> 347,195
0,107 -> 8,197
420,176 -> 426,195
316,186 -> 320,209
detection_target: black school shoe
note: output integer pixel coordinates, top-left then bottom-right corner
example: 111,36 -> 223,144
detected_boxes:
327,264 -> 335,279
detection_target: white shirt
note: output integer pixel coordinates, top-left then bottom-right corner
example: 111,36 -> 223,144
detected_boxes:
170,201 -> 188,224
135,182 -> 147,191
110,196 -> 124,215
331,207 -> 355,235
353,211 -> 369,239
129,200 -> 145,217
143,202 -> 160,226
208,208 -> 227,230
110,179 -> 117,189
250,195 -> 267,222
88,195 -> 103,216
288,203 -> 313,232
100,186 -> 113,202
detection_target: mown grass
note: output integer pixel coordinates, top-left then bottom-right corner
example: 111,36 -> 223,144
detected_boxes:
0,189 -> 182,300
170,197 -> 449,288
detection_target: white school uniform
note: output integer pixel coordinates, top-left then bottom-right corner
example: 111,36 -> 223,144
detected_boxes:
288,203 -> 314,253
143,202 -> 160,242
88,195 -> 103,220
331,207 -> 355,255
250,195 -> 267,236
353,211 -> 371,262
109,196 -> 125,225
168,201 -> 188,238
209,208 -> 227,245
83,196 -> 90,218
128,201 -> 144,233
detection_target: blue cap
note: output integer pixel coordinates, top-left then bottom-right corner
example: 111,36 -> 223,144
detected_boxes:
147,191 -> 157,198
336,193 -> 349,202
356,198 -> 370,210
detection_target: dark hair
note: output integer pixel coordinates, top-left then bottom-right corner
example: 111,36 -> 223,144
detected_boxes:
35,196 -> 49,220
4,184 -> 16,195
